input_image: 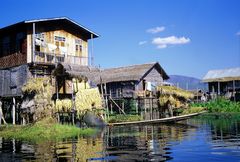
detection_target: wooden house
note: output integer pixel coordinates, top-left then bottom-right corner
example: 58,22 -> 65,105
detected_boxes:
203,67 -> 240,101
86,62 -> 169,118
93,62 -> 169,99
0,17 -> 98,123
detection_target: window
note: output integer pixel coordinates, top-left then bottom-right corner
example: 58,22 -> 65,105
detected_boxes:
75,38 -> 83,55
55,36 -> 65,42
54,36 -> 66,47
54,36 -> 66,54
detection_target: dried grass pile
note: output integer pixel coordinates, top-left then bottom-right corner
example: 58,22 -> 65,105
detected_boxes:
21,78 -> 54,123
157,86 -> 194,108
55,88 -> 102,115
75,88 -> 102,112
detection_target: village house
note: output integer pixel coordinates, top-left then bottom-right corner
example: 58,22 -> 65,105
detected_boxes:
0,17 -> 98,123
93,62 -> 169,98
203,67 -> 240,101
84,62 -> 169,118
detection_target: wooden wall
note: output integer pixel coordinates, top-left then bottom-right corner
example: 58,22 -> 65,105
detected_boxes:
0,64 -> 29,97
27,29 -> 88,65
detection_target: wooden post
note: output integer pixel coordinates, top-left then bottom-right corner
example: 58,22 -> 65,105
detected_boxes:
109,89 -> 113,114
121,99 -> 124,114
144,99 -> 146,120
71,79 -> 75,125
233,80 -> 236,102
135,99 -> 138,114
0,100 -> 2,125
150,98 -> 153,120
32,23 -> 35,63
218,82 -> 220,96
12,97 -> 16,125
104,83 -> 109,120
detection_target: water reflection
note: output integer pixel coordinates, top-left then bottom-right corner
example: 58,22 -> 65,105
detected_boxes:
1,116 -> 240,161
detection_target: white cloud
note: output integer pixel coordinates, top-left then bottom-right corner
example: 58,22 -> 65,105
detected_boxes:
152,36 -> 190,49
146,26 -> 165,34
138,41 -> 147,45
236,31 -> 240,36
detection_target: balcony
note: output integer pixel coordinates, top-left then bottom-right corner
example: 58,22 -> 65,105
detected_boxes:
34,51 -> 89,66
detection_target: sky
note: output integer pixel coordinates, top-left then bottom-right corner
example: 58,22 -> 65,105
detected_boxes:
1,0 -> 240,79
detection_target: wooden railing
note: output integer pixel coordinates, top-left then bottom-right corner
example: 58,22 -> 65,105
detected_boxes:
34,51 -> 89,65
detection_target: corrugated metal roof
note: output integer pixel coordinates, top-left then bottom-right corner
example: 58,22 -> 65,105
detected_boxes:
0,17 -> 99,39
24,17 -> 99,38
202,67 -> 240,82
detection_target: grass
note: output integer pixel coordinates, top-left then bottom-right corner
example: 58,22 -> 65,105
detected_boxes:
0,117 -> 96,143
107,114 -> 142,123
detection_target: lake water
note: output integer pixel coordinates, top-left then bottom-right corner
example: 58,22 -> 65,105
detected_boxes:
1,115 -> 240,161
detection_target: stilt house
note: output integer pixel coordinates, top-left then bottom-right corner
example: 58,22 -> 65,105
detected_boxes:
0,17 -> 98,123
203,67 -> 240,101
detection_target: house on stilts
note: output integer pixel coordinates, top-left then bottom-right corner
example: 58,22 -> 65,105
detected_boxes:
89,62 -> 170,119
0,17 -> 99,124
203,67 -> 240,101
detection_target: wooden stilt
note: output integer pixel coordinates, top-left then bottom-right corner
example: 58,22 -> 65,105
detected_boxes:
12,97 -> 16,125
218,82 -> 220,95
233,80 -> 236,102
0,100 -> 2,125
135,99 -> 138,114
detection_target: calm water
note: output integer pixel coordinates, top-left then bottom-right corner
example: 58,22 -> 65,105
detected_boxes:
1,115 -> 240,162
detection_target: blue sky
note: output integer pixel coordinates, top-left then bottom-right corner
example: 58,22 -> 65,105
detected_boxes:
1,0 -> 240,78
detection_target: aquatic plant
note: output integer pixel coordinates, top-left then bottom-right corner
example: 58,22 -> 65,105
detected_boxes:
181,106 -> 206,115
107,114 -> 142,123
191,97 -> 240,113
0,117 -> 96,143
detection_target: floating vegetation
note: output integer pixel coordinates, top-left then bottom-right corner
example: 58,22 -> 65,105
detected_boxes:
0,117 -> 96,143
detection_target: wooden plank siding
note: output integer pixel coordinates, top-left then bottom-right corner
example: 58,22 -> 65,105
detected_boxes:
0,65 -> 28,97
27,29 -> 89,66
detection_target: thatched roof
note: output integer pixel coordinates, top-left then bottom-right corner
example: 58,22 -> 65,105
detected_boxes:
62,62 -> 169,85
95,62 -> 169,84
203,67 -> 240,82
62,63 -> 100,83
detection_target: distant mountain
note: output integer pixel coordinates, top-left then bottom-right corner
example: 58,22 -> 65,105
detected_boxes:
167,75 -> 208,91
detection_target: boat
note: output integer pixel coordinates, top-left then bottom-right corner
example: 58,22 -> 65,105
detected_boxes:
107,111 -> 206,126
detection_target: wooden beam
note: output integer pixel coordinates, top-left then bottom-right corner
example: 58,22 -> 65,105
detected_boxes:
109,97 -> 126,115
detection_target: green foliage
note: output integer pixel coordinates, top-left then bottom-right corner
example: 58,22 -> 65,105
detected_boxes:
191,97 -> 240,113
181,107 -> 206,115
0,117 -> 96,143
107,114 -> 142,123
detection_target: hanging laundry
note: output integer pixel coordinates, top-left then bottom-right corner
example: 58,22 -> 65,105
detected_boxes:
146,81 -> 152,91
47,43 -> 57,51
35,39 -> 42,46
59,46 -> 67,54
